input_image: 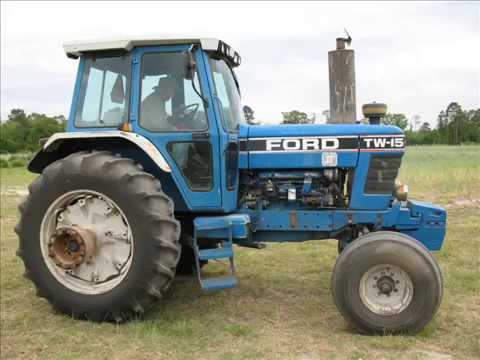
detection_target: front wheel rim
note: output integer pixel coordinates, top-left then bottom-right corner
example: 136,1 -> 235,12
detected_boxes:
359,264 -> 414,316
40,190 -> 134,295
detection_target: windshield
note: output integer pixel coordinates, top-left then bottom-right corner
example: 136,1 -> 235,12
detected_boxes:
75,55 -> 130,127
209,57 -> 244,132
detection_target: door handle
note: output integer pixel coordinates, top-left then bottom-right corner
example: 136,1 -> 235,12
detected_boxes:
192,132 -> 210,140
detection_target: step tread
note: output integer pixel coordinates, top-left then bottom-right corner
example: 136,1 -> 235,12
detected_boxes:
194,214 -> 250,231
199,247 -> 233,260
201,275 -> 238,291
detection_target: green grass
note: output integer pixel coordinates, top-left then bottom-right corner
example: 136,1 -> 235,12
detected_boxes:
399,145 -> 480,204
1,145 -> 479,359
0,153 -> 34,169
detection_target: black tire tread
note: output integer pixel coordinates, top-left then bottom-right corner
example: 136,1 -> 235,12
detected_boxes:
16,150 -> 181,322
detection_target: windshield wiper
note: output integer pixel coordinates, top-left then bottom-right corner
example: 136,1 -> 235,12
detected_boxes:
229,67 -> 241,97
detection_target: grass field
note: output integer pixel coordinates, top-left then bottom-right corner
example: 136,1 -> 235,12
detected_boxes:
1,145 -> 479,360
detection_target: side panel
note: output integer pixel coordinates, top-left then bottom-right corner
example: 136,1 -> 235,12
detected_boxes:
244,135 -> 358,169
237,199 -> 446,250
239,124 -> 404,170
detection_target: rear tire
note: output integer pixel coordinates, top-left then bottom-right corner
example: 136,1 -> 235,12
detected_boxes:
16,151 -> 180,322
176,233 -> 207,276
331,231 -> 443,334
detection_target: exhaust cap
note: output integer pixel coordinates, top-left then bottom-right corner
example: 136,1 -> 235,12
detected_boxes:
363,103 -> 387,125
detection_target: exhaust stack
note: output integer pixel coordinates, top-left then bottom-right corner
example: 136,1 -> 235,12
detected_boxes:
328,32 -> 357,124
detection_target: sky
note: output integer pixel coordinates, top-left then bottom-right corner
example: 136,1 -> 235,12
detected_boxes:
1,1 -> 479,127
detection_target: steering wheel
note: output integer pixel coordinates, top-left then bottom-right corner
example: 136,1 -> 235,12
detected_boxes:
172,103 -> 199,123
170,103 -> 204,131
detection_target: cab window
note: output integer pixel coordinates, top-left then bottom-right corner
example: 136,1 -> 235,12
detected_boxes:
139,52 -> 208,132
75,55 -> 130,128
209,58 -> 244,132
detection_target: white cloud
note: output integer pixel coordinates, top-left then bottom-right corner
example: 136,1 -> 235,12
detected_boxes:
1,1 -> 479,126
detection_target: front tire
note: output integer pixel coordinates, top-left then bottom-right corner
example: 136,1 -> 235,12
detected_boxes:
16,151 -> 180,322
331,231 -> 443,334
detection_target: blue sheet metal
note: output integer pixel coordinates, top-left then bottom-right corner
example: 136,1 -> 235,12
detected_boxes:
238,124 -> 404,171
237,200 -> 446,251
199,247 -> 234,260
245,123 -> 403,137
201,276 -> 238,291
194,214 -> 250,239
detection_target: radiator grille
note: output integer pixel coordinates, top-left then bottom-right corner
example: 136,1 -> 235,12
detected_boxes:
364,155 -> 402,194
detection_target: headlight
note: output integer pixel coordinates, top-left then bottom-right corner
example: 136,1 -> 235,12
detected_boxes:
394,181 -> 408,201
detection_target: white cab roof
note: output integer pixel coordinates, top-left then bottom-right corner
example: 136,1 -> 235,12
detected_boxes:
63,36 -> 224,58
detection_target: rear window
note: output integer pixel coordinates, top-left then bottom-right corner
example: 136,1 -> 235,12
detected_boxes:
75,55 -> 130,128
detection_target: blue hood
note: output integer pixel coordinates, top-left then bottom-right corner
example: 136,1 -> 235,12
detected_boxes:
238,123 -> 405,170
240,123 -> 403,138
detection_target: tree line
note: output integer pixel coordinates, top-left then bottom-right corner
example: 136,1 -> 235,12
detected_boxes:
281,102 -> 480,145
0,109 -> 66,153
382,103 -> 480,145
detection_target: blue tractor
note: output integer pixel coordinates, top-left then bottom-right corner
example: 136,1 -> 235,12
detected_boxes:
16,37 -> 446,334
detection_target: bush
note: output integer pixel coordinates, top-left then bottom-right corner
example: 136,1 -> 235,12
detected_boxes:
0,158 -> 10,168
10,160 -> 26,168
9,157 -> 28,168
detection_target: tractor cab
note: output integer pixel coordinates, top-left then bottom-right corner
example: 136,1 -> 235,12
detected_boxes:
64,38 -> 244,211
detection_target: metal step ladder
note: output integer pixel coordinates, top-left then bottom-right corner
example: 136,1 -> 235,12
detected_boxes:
193,214 -> 250,291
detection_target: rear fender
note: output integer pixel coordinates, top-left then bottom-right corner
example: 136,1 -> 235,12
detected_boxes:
28,131 -> 189,211
29,131 -> 171,173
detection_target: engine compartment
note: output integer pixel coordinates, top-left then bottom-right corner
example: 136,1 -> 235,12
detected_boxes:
240,168 -> 353,210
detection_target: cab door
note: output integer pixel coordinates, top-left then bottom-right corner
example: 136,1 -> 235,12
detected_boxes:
204,54 -> 243,212
130,45 -> 222,210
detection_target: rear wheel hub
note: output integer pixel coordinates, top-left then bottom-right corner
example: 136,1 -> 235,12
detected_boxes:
40,190 -> 133,295
48,226 -> 96,269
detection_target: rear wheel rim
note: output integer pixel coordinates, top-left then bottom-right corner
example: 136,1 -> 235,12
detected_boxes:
359,264 -> 414,316
40,190 -> 133,295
